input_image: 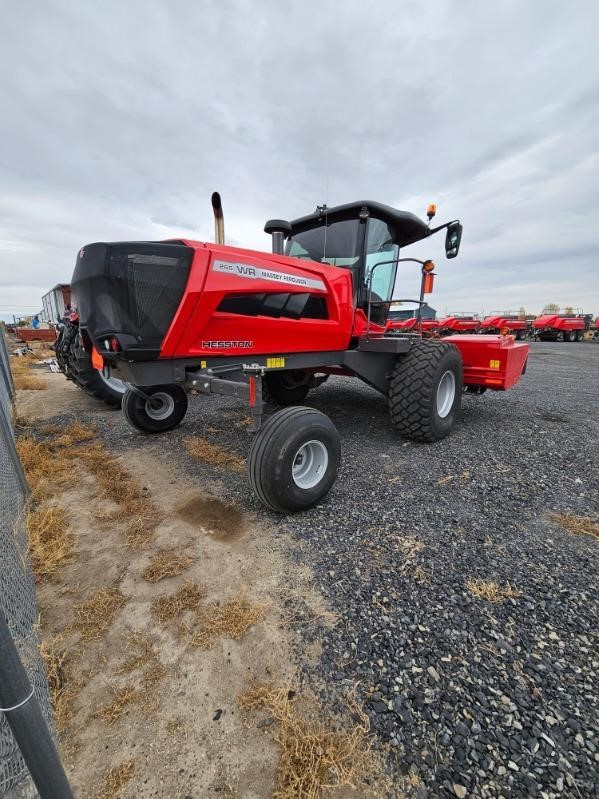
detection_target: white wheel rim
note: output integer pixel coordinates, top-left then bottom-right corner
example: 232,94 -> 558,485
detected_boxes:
99,370 -> 127,394
145,392 -> 175,421
436,370 -> 456,418
292,440 -> 328,489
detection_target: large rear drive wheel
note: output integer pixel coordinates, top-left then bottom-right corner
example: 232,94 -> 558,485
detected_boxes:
122,385 -> 188,433
69,333 -> 126,407
389,340 -> 463,442
515,329 -> 526,341
248,407 -> 340,512
263,370 -> 310,406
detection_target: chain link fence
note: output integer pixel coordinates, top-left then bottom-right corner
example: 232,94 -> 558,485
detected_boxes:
0,323 -> 55,798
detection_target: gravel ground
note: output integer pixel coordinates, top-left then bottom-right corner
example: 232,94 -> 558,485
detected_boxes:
91,341 -> 598,798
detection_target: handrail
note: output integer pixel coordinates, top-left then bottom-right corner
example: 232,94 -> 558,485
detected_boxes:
365,258 -> 430,339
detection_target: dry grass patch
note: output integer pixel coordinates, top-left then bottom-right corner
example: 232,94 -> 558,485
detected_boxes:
466,579 -> 523,603
14,373 -> 47,390
36,347 -> 56,359
239,682 -> 374,799
151,582 -> 206,623
97,759 -> 135,799
396,535 -> 424,558
101,633 -> 168,720
121,498 -> 161,550
184,435 -> 245,472
51,421 -> 97,447
71,438 -> 161,549
39,423 -> 62,435
18,430 -> 159,550
165,717 -> 186,736
26,503 -> 75,579
74,588 -> 126,641
190,596 -> 264,649
40,636 -> 80,732
116,631 -> 156,676
549,513 -> 599,540
94,685 -> 138,724
12,411 -> 32,428
75,442 -> 143,504
16,436 -> 71,499
396,535 -> 428,583
10,355 -> 36,376
143,549 -> 194,583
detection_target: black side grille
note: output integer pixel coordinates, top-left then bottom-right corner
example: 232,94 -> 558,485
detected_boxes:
71,241 -> 193,358
217,292 -> 327,320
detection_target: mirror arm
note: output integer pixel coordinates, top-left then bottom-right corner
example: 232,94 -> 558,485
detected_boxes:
427,219 -> 460,236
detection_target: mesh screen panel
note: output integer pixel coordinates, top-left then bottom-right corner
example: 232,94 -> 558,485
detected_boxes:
72,242 -> 192,353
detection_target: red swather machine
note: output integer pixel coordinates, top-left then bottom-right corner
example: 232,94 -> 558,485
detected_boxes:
71,197 -> 528,512
436,314 -> 481,335
480,312 -> 528,340
533,308 -> 588,341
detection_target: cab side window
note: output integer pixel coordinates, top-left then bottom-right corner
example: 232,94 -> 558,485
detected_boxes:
364,218 -> 399,301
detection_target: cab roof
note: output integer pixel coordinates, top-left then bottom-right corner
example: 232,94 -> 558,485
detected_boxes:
289,200 -> 431,247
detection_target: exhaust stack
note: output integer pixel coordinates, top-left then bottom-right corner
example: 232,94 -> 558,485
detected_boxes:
211,192 -> 225,244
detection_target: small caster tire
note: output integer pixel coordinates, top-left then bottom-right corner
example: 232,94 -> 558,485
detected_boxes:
248,407 -> 340,512
122,384 -> 188,433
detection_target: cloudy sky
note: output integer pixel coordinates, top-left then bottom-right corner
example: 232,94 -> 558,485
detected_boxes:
1,0 -> 598,321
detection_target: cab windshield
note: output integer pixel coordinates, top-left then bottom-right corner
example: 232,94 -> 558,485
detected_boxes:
286,215 -> 399,304
286,218 -> 361,267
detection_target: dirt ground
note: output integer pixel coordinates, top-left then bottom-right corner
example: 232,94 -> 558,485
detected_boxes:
16,370 -> 358,799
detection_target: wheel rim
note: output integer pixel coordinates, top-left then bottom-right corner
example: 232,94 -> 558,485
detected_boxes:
145,392 -> 175,420
98,370 -> 127,395
436,370 -> 456,418
292,440 -> 328,489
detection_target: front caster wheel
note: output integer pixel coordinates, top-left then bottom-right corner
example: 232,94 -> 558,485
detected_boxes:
122,385 -> 188,433
248,407 -> 340,512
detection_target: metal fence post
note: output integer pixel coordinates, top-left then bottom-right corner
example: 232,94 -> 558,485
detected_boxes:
0,615 -> 74,799
0,324 -> 15,399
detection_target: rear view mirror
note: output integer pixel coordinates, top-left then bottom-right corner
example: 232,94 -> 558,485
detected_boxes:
445,222 -> 462,259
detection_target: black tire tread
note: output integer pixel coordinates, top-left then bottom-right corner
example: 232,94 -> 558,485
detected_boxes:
122,385 -> 188,434
248,407 -> 336,512
389,340 -> 461,442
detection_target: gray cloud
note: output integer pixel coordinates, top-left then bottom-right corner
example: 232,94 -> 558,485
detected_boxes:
1,0 -> 598,320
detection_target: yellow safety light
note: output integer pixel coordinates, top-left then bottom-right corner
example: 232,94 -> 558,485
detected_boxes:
422,260 -> 435,273
427,203 -> 437,220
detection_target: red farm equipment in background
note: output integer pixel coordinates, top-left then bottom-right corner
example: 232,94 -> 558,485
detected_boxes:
437,314 -> 481,335
387,316 -> 440,335
533,308 -> 588,341
480,312 -> 528,340
71,195 -> 529,513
